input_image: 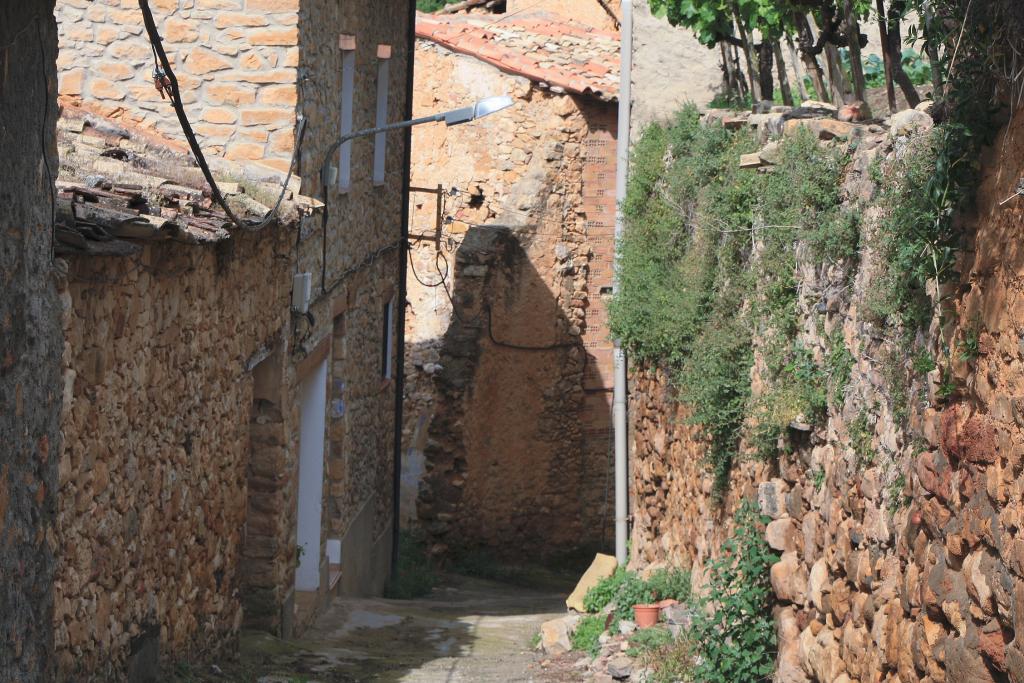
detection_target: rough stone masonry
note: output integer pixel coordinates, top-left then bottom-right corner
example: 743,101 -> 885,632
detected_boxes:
630,107 -> 1024,682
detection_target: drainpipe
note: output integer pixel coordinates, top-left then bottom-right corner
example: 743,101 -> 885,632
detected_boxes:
392,0 -> 417,577
613,0 -> 632,568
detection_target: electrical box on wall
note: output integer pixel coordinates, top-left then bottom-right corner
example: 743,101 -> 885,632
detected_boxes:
292,273 -> 312,314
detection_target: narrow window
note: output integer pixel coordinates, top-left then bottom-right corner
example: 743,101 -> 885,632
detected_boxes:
382,298 -> 395,379
338,34 -> 356,193
373,45 -> 392,187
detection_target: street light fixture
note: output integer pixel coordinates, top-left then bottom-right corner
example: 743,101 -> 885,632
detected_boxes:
320,96 -> 515,187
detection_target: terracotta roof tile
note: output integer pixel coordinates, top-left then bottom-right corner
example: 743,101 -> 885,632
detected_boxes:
416,11 -> 619,102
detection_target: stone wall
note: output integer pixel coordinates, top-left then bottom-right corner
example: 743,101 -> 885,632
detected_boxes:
629,110 -> 1024,682
51,0 -> 413,675
403,41 -> 617,557
0,4 -> 62,680
56,232 -> 292,678
56,0 -> 301,173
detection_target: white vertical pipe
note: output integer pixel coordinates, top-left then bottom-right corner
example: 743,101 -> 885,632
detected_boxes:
613,0 -> 633,568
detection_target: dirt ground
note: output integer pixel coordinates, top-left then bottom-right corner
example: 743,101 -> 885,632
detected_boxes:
174,574 -> 587,683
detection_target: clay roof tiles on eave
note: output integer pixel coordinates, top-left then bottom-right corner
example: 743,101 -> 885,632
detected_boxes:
53,103 -> 319,258
415,11 -> 619,102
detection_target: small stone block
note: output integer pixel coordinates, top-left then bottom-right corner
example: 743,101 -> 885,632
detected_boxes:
338,34 -> 356,50
377,44 -> 392,59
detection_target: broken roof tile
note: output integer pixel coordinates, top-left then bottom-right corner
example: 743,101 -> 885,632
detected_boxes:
416,11 -> 619,102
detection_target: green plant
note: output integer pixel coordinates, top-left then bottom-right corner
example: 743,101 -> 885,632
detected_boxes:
572,615 -> 607,657
886,473 -> 909,512
627,626 -> 675,657
639,636 -> 696,683
849,409 -> 876,466
825,331 -> 854,408
646,568 -> 692,604
690,501 -> 778,683
583,567 -> 629,613
383,532 -> 437,599
416,0 -> 461,11
530,632 -> 541,650
912,348 -> 937,375
958,324 -> 981,362
812,466 -> 825,491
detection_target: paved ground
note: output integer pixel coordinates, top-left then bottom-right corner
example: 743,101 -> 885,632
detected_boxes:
189,575 -> 585,682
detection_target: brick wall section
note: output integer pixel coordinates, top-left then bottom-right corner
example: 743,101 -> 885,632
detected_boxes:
56,0 -> 301,173
0,4 -> 62,680
403,41 -> 617,556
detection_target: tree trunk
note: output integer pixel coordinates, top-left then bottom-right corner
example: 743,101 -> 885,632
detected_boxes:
733,44 -> 749,99
720,41 -> 739,104
795,13 -> 830,102
825,43 -> 850,104
875,0 -> 898,114
786,33 -> 810,101
842,0 -> 871,115
773,41 -> 794,106
732,6 -> 761,103
886,0 -> 922,107
921,2 -> 945,96
0,3 -> 61,682
757,41 -> 775,103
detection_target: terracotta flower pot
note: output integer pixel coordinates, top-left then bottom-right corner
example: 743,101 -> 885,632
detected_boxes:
633,603 -> 660,628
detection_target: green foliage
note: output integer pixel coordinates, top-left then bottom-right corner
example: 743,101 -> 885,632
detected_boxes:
582,567 -> 690,625
825,331 -> 854,408
849,409 -> 876,467
571,615 -> 607,657
958,323 -> 981,362
887,474 -> 909,512
583,567 -> 628,613
416,0 -> 461,11
646,567 -> 692,604
812,466 -> 826,491
611,107 -> 851,492
627,626 -> 675,657
384,532 -> 437,599
690,501 -> 778,683
640,637 -> 697,683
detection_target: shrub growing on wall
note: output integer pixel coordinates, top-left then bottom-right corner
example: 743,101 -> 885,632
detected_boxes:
609,105 -> 851,492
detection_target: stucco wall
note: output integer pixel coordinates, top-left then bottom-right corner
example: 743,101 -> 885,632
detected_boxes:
0,4 -> 62,681
404,42 -> 616,557
508,0 -> 621,31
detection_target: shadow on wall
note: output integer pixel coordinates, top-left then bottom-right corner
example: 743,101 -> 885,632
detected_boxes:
410,224 -> 614,563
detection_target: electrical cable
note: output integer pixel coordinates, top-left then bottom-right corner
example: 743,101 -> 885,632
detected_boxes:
137,1 -> 303,233
36,18 -> 56,262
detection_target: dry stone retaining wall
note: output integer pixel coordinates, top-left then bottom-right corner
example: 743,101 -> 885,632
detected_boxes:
630,109 -> 1024,682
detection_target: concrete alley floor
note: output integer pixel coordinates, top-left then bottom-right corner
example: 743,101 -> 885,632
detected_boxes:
191,575 -> 584,682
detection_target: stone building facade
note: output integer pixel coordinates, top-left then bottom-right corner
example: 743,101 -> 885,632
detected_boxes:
403,9 -> 619,558
57,0 -> 305,174
628,110 -> 1024,682
0,3 -> 62,681
47,0 -> 414,677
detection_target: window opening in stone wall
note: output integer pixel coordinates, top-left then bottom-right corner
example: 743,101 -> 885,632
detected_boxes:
338,34 -> 356,194
374,45 -> 391,187
382,298 -> 395,379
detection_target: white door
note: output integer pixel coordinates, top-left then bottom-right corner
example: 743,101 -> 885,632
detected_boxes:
295,359 -> 328,592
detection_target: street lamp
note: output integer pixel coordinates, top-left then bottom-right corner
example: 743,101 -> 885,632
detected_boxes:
320,96 -> 515,187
